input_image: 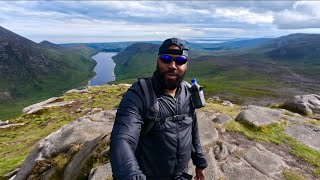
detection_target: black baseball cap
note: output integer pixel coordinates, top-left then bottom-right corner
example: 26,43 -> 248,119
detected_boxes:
158,38 -> 189,57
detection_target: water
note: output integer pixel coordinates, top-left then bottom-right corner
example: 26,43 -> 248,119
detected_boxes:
88,52 -> 117,86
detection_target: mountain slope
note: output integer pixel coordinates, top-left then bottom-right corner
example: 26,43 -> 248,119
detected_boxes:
112,33 -> 320,105
112,42 -> 159,82
261,33 -> 320,62
0,26 -> 97,119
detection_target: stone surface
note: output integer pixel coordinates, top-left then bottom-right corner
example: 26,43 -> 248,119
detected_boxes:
208,96 -> 221,102
189,147 -> 220,180
0,120 -> 9,126
222,159 -> 270,180
196,111 -> 219,148
22,97 -> 59,113
14,110 -> 115,180
243,146 -> 285,176
0,123 -> 25,129
283,94 -> 320,115
89,163 -> 113,180
64,133 -> 108,179
212,114 -> 232,124
214,142 -> 230,160
25,101 -> 75,114
285,123 -> 320,151
214,141 -> 237,161
4,168 -> 19,179
235,105 -> 283,127
65,88 -> 89,94
222,100 -> 234,107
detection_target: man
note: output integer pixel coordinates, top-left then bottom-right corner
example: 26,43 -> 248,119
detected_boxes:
110,38 -> 207,180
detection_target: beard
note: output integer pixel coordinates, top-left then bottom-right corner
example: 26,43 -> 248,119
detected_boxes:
157,64 -> 186,90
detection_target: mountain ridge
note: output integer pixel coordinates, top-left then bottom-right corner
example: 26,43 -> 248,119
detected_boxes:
0,26 -> 97,119
111,33 -> 320,105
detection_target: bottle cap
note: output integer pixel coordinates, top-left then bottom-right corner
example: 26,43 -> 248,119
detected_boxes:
191,79 -> 197,84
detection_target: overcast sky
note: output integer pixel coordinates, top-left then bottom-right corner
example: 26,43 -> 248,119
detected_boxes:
1,1 -> 320,43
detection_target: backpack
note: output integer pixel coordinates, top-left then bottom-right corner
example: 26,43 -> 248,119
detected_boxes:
138,77 -> 191,136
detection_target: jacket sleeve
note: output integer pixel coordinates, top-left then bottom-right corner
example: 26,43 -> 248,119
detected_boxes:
110,85 -> 146,180
191,112 -> 208,169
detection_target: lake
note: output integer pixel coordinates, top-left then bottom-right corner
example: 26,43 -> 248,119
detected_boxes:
88,52 -> 117,86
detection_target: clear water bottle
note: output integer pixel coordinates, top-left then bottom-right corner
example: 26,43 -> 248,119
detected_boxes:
190,79 -> 206,109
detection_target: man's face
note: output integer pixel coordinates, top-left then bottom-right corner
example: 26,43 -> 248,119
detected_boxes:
157,45 -> 188,90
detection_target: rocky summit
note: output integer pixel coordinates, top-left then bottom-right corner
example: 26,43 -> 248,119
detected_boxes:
1,84 -> 320,180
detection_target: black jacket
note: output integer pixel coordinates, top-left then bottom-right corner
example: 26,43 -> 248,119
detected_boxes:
110,72 -> 207,179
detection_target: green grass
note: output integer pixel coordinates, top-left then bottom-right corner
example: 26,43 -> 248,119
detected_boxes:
283,168 -> 307,180
112,49 -> 287,104
0,85 -> 129,178
201,100 -> 241,118
0,46 -> 97,120
225,120 -> 320,177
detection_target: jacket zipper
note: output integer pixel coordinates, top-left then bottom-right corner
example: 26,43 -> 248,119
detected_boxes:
174,97 -> 180,174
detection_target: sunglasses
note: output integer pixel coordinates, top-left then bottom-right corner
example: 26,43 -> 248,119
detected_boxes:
158,55 -> 188,65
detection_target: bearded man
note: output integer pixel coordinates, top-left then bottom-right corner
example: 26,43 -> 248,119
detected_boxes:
110,38 -> 207,180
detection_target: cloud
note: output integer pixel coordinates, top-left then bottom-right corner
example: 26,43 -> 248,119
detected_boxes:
273,1 -> 320,29
0,1 -> 319,43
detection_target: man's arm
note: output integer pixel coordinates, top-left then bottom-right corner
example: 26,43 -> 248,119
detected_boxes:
191,112 -> 207,170
110,86 -> 146,179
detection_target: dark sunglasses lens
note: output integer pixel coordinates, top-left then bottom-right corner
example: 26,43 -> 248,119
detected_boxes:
159,55 -> 173,64
175,56 -> 188,65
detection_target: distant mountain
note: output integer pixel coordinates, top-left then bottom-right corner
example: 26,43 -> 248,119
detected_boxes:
112,42 -> 159,82
0,26 -> 97,119
188,38 -> 273,51
260,33 -> 320,62
112,33 -> 320,105
40,40 -> 64,50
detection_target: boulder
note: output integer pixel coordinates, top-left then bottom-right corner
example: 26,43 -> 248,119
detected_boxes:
212,114 -> 232,124
243,146 -> 285,176
283,94 -> 320,115
0,123 -> 25,129
208,96 -> 221,102
196,111 -> 219,148
65,88 -> 89,94
22,97 -> 59,113
285,123 -> 320,151
64,133 -> 108,179
89,163 -> 113,180
14,110 -> 116,180
188,147 -> 220,180
25,101 -> 75,114
222,100 -> 234,107
0,120 -> 9,126
235,105 -> 283,127
222,159 -> 270,180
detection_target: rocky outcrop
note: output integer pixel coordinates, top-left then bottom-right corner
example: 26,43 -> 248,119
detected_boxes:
8,94 -> 320,180
285,123 -> 320,151
22,97 -> 75,114
235,105 -> 283,127
89,163 -> 113,180
213,114 -> 232,124
14,110 -> 116,180
0,120 -> 9,126
283,94 -> 320,115
243,146 -> 285,176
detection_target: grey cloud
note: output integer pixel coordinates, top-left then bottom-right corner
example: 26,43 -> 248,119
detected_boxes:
274,17 -> 320,29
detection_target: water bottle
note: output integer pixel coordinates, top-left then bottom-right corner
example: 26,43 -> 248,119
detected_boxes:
190,79 -> 206,109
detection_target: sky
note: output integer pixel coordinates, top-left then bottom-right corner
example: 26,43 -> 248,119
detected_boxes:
0,1 -> 320,43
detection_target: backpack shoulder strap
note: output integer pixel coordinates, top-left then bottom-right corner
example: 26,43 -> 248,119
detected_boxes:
138,77 -> 159,136
182,80 -> 191,90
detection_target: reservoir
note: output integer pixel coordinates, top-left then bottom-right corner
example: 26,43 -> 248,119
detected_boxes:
88,52 -> 117,86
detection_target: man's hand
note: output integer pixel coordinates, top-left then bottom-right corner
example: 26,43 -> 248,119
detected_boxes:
194,167 -> 205,180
